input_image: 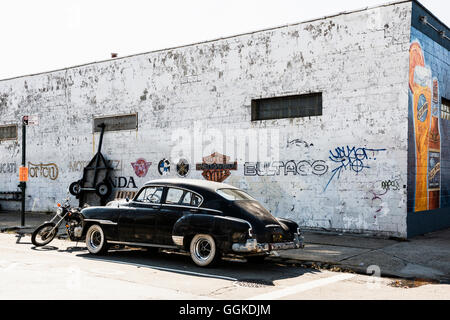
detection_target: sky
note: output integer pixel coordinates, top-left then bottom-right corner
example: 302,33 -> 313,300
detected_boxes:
0,0 -> 448,80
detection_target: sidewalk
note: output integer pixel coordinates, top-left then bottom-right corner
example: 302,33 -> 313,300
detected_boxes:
1,210 -> 449,282
275,228 -> 450,282
0,211 -> 52,234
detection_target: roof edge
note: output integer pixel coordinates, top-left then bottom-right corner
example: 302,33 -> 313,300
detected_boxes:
413,0 -> 449,32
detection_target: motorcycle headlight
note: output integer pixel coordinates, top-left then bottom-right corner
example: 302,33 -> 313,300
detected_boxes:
56,207 -> 63,216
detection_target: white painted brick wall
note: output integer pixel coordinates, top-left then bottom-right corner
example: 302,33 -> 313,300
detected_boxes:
0,2 -> 412,237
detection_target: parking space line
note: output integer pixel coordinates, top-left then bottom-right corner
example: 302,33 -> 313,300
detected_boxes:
247,273 -> 356,300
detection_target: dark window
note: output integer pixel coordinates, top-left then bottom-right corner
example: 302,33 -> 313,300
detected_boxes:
442,97 -> 450,121
0,124 -> 17,141
93,113 -> 138,133
251,93 -> 322,121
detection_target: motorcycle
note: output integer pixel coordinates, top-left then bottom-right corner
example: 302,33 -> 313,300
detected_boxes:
31,196 -> 84,247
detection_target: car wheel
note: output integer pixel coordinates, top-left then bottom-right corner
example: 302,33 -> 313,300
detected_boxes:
190,234 -> 219,267
85,224 -> 108,255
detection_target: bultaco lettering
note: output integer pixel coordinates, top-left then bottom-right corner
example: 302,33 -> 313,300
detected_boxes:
28,162 -> 59,180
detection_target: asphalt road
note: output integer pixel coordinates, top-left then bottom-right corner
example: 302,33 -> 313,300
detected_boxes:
0,233 -> 449,300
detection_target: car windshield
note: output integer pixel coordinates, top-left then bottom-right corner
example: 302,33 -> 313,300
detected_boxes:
216,188 -> 255,201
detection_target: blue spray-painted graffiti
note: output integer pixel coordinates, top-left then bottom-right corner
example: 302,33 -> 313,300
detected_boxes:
324,146 -> 387,192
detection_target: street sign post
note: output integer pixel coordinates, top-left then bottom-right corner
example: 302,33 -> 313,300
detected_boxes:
20,116 -> 28,226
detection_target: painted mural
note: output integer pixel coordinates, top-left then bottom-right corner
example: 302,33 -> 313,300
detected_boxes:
408,27 -> 450,213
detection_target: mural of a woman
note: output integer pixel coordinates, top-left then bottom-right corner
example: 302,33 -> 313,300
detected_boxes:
409,42 -> 432,212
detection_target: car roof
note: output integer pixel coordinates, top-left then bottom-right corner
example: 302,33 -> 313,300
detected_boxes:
143,178 -> 238,192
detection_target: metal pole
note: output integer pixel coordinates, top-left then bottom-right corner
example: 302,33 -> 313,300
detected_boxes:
20,121 -> 26,226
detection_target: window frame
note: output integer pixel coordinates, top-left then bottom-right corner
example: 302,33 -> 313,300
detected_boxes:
93,113 -> 138,133
442,97 -> 450,121
0,124 -> 18,141
251,92 -> 323,121
133,185 -> 164,204
163,186 -> 204,208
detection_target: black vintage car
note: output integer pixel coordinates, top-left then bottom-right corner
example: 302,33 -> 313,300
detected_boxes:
80,179 -> 304,267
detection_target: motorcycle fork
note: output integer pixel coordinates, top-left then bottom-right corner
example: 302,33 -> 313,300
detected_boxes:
48,214 -> 66,234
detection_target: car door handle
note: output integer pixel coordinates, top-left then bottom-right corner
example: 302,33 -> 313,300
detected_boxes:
189,208 -> 198,213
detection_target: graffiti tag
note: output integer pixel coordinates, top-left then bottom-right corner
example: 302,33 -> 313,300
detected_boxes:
286,139 -> 314,148
381,180 -> 400,191
324,146 -> 386,191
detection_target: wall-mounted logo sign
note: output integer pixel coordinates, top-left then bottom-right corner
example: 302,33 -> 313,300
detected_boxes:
28,162 -> 59,180
176,158 -> 190,178
158,159 -> 170,176
196,152 -> 237,182
131,158 -> 152,177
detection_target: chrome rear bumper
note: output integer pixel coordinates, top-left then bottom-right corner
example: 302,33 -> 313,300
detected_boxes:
232,233 -> 304,253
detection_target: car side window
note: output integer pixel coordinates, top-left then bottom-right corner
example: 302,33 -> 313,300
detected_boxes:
188,193 -> 202,207
165,188 -> 202,207
134,186 -> 163,204
165,188 -> 185,204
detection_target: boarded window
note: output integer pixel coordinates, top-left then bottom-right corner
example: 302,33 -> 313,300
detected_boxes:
0,124 -> 18,141
93,113 -> 138,133
251,93 -> 322,121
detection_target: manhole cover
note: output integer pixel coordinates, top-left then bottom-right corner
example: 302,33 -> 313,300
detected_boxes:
233,279 -> 274,288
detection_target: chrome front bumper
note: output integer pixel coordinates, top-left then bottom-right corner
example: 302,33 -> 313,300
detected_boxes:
231,233 -> 305,253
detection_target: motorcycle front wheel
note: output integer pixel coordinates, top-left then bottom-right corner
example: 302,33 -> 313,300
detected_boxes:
31,222 -> 58,246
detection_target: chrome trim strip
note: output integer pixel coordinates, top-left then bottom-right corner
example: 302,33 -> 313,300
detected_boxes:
265,224 -> 281,228
161,203 -> 223,214
200,207 -> 223,214
108,241 -> 178,249
221,216 -> 252,229
84,219 -> 117,225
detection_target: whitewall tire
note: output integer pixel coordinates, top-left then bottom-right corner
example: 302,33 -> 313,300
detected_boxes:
190,234 -> 219,267
85,224 -> 108,255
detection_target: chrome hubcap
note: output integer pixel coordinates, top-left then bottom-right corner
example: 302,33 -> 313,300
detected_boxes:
89,230 -> 102,249
194,238 -> 212,261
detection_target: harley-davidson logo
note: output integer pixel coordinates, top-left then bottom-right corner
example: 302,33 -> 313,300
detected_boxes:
131,158 -> 152,177
196,152 -> 237,182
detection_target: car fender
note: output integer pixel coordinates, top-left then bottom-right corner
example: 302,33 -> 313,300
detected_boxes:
276,217 -> 299,234
172,214 -> 251,252
80,206 -> 121,239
